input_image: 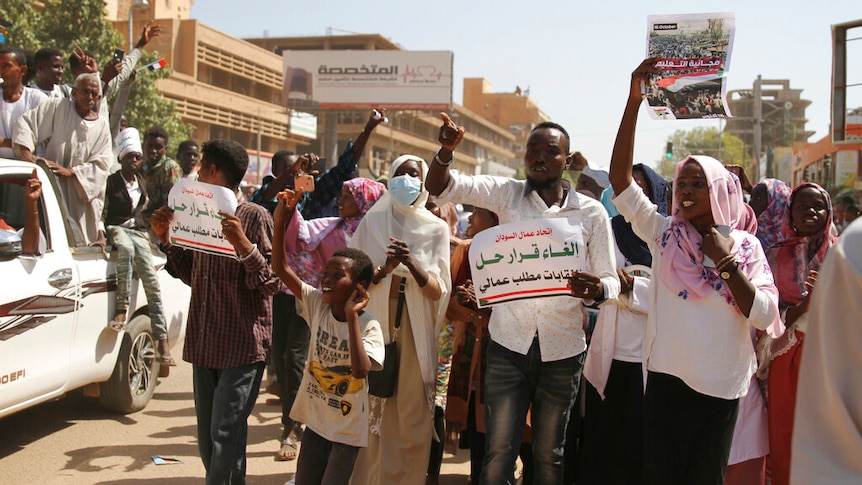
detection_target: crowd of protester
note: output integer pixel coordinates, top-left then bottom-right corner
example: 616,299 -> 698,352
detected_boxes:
5,34 -> 862,485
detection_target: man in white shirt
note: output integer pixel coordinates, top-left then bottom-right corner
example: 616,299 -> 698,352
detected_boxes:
28,47 -> 66,98
13,73 -> 112,247
426,115 -> 618,484
1,48 -> 49,159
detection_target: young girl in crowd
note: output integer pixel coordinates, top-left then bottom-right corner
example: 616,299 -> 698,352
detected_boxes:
761,182 -> 835,485
349,155 -> 451,485
272,190 -> 385,485
608,58 -> 781,485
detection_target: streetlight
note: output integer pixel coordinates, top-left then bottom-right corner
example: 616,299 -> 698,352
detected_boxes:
129,0 -> 149,51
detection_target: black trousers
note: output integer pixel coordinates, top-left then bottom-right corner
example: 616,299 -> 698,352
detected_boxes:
643,371 -> 739,485
577,360 -> 645,485
271,293 -> 310,432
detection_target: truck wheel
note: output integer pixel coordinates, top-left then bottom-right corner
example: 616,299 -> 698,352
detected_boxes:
99,314 -> 158,413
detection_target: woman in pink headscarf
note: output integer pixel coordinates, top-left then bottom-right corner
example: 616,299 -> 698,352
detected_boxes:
608,58 -> 781,485
761,182 -> 836,485
283,177 -> 387,288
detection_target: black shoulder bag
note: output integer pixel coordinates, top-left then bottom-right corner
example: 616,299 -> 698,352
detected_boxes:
367,278 -> 405,398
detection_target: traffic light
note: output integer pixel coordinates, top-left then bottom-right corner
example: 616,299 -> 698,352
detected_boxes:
665,142 -> 673,159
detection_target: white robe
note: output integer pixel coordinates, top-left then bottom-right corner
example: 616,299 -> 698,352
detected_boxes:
14,96 -> 112,244
791,219 -> 862,484
349,157 -> 451,409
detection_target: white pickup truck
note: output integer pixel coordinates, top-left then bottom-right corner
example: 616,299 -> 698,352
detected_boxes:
0,159 -> 189,418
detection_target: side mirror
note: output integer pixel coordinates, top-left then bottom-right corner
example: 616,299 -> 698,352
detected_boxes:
0,229 -> 23,259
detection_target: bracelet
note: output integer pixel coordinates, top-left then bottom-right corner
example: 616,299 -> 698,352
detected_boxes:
434,150 -> 453,167
238,243 -> 258,262
373,265 -> 387,283
715,254 -> 736,272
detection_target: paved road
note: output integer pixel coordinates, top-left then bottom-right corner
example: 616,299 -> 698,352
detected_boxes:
0,350 -> 472,484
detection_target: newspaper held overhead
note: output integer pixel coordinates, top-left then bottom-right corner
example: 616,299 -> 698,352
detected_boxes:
645,12 -> 735,120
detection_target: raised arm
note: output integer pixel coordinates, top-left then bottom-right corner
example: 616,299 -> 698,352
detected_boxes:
346,284 -> 373,378
425,112 -> 465,196
271,189 -> 304,298
351,108 -> 388,160
22,169 -> 42,255
609,58 -> 658,196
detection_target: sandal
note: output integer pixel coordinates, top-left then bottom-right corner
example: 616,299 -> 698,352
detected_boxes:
108,317 -> 127,332
275,436 -> 298,461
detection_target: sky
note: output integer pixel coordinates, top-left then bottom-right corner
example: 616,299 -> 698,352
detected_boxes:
190,0 -> 862,169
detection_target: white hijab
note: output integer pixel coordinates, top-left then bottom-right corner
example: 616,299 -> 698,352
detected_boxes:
349,155 -> 451,401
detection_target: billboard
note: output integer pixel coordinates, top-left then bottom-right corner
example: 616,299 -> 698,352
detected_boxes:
282,50 -> 453,110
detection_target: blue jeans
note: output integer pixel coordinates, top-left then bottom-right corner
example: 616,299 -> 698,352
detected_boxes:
107,225 -> 167,340
193,362 -> 265,485
294,427 -> 359,485
480,338 -> 584,485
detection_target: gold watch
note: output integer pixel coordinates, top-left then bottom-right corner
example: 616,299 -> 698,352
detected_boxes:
719,263 -> 738,280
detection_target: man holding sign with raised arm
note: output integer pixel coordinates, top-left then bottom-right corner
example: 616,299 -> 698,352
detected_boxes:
425,114 -> 618,484
150,139 -> 282,484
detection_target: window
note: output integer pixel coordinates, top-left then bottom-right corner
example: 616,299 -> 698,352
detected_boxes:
832,20 -> 862,144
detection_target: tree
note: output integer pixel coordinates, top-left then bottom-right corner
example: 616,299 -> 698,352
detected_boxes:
655,127 -> 751,179
0,0 -> 191,152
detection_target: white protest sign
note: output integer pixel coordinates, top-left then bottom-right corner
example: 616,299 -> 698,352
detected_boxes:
167,179 -> 238,257
468,218 -> 588,308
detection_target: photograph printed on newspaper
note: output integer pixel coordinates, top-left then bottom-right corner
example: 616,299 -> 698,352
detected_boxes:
644,12 -> 735,120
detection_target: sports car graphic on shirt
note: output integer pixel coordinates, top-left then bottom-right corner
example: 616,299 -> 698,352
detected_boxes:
309,362 -> 364,397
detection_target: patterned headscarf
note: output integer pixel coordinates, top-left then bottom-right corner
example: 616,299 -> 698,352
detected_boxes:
658,156 -> 774,308
767,182 -> 836,307
754,178 -> 791,250
341,177 -> 387,238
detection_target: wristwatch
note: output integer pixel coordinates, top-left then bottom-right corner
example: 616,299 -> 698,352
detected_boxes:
719,263 -> 738,280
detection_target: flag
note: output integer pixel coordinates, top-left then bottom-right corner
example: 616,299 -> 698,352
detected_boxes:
655,71 -> 720,93
138,57 -> 167,72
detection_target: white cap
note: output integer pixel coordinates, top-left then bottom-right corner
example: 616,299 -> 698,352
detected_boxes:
581,165 -> 610,189
115,127 -> 142,161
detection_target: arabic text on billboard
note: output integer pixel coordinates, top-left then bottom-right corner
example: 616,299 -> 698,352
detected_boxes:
282,50 -> 453,110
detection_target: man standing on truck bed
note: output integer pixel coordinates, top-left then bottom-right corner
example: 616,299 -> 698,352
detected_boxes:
13,72 -> 112,246
1,47 -> 48,160
150,139 -> 283,484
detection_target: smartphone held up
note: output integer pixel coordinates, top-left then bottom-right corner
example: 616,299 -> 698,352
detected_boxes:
294,173 -> 314,193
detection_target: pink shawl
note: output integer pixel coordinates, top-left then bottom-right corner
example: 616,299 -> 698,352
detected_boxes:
766,182 -> 835,308
659,156 -> 773,309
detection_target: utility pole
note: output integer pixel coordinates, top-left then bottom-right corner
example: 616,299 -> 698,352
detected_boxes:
753,75 -> 762,181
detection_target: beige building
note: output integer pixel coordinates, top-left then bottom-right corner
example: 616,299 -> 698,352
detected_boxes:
462,78 -> 552,169
245,34 -> 518,179
725,79 -> 815,178
110,16 -> 315,183
105,2 -> 519,183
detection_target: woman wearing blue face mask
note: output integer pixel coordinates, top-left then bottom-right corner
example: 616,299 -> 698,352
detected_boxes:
349,155 -> 452,484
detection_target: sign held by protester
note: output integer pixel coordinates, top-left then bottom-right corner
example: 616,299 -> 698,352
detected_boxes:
167,179 -> 238,257
644,12 -> 736,120
468,218 -> 587,308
